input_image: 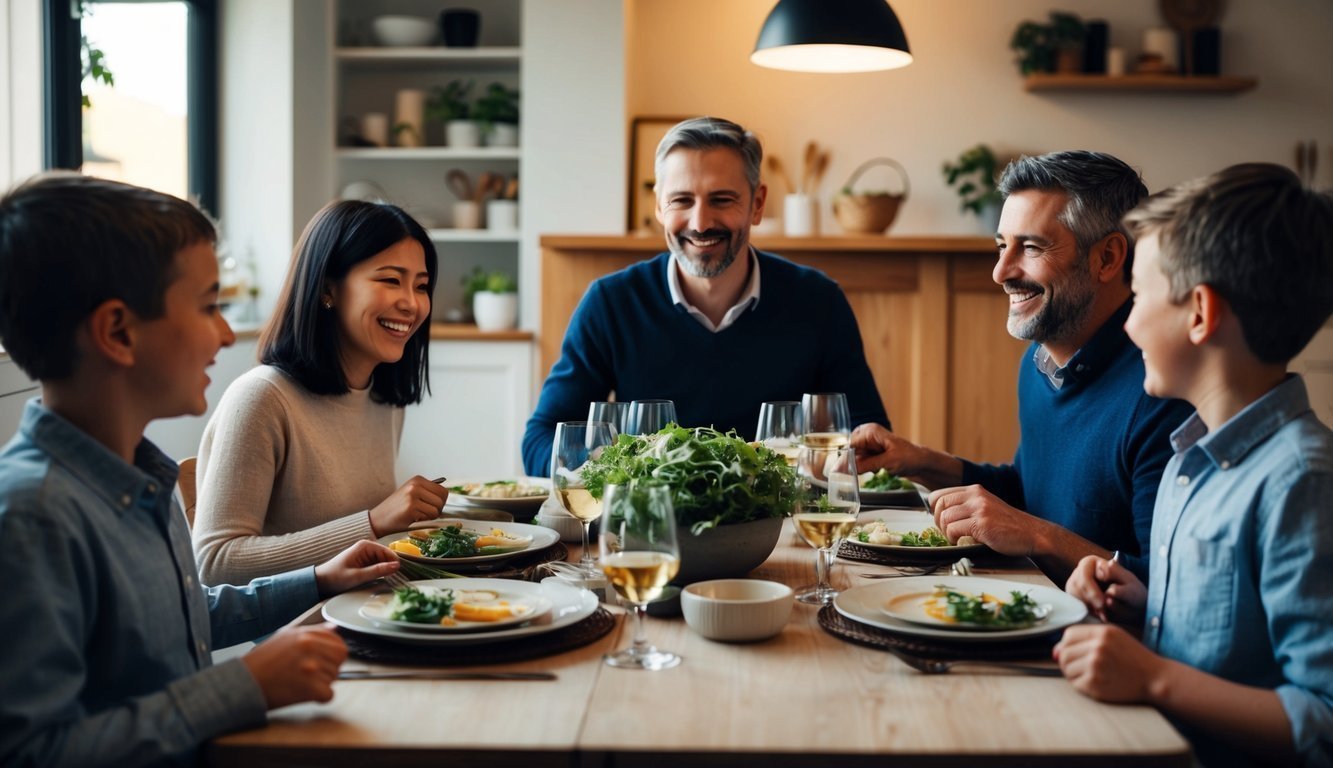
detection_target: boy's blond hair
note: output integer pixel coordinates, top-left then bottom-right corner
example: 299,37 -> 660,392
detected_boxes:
1123,163 -> 1333,364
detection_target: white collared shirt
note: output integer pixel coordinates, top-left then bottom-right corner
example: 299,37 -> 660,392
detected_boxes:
667,246 -> 762,332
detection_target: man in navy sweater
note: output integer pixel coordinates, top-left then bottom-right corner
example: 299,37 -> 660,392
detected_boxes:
853,151 -> 1193,584
522,117 -> 888,476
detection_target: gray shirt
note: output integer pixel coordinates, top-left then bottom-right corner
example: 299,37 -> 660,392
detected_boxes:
0,399 -> 319,767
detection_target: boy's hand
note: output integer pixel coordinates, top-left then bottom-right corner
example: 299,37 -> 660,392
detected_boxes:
314,540 -> 400,597
1054,624 -> 1165,704
242,623 -> 348,709
368,476 -> 449,536
1066,554 -> 1147,625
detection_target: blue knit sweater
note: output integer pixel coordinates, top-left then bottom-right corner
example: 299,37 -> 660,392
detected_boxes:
960,300 -> 1194,581
522,251 -> 890,476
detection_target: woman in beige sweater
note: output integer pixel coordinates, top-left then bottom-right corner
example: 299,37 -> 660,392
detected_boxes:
194,201 -> 448,584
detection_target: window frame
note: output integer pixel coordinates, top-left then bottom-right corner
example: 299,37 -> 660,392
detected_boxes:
42,0 -> 218,215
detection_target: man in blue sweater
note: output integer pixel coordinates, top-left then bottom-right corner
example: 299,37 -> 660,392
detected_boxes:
853,151 -> 1193,584
522,117 -> 888,476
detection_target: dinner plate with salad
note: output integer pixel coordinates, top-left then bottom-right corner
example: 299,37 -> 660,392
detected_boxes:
834,576 -> 1087,642
358,583 -> 552,633
446,478 -> 549,520
379,519 -> 559,566
323,577 -> 599,646
843,517 -> 989,558
857,469 -> 928,507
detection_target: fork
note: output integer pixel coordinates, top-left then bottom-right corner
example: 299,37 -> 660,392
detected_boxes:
859,563 -> 945,579
383,570 -> 414,590
885,646 -> 1061,676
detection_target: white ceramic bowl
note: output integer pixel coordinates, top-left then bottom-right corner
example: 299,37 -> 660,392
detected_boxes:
534,497 -> 584,543
681,579 -> 794,642
372,15 -> 437,47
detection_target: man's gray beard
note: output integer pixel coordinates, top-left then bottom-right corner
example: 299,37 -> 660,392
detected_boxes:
672,244 -> 738,278
1006,267 -> 1096,344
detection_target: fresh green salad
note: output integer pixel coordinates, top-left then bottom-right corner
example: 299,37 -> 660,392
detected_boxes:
853,522 -> 950,547
389,525 -> 528,559
929,586 -> 1043,627
389,585 -> 456,624
580,425 -> 796,534
860,469 -> 914,491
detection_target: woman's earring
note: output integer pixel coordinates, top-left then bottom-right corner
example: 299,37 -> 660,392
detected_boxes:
323,299 -> 333,309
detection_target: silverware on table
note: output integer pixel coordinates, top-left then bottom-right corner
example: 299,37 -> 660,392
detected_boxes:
338,670 -> 557,681
884,646 -> 1061,677
859,563 -> 946,579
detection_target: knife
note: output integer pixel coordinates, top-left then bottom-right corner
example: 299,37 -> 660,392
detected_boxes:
338,670 -> 556,681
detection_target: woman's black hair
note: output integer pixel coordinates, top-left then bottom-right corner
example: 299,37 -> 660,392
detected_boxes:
260,200 -> 437,405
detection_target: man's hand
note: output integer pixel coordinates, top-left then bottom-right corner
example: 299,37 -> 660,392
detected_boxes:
928,484 -> 1049,556
849,423 -> 916,475
1066,554 -> 1146,626
368,476 -> 449,536
242,623 -> 348,709
314,540 -> 400,597
1054,624 -> 1166,704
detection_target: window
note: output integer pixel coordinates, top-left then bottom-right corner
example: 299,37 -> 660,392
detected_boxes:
44,0 -> 217,213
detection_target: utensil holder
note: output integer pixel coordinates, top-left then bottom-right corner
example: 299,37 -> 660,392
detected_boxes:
783,193 -> 818,237
833,158 -> 910,234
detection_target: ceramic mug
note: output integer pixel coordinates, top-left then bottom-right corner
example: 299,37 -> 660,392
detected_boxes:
360,112 -> 388,147
784,193 -> 818,237
453,200 -> 481,229
487,200 -> 518,231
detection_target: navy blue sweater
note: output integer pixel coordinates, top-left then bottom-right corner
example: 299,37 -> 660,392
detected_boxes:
522,251 -> 890,475
960,300 -> 1194,581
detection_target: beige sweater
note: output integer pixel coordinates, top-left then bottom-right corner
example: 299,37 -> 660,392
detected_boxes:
193,365 -> 404,585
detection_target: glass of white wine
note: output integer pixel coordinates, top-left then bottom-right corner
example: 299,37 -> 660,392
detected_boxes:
599,481 -> 681,670
792,445 -> 859,605
755,400 -> 802,466
552,420 -> 618,577
800,392 -> 850,449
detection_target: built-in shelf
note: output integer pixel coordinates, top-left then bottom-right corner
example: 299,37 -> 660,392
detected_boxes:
427,229 -> 519,242
429,322 -> 531,341
337,147 -> 521,160
336,46 -> 521,72
1024,73 -> 1257,94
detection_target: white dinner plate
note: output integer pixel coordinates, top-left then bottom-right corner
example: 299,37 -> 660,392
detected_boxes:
840,509 -> 989,559
358,587 -> 551,633
808,477 -> 928,508
834,576 -> 1087,642
447,477 -> 550,516
324,578 -> 598,646
379,519 -> 559,566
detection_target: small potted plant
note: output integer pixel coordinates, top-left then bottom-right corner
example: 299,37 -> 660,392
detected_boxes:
943,144 -> 1004,233
1010,11 -> 1084,75
427,79 -> 478,147
462,267 -> 518,331
471,82 -> 519,147
1049,12 -> 1086,73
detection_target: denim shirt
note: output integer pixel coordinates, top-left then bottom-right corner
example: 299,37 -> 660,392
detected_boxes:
0,400 -> 320,767
1143,376 -> 1333,766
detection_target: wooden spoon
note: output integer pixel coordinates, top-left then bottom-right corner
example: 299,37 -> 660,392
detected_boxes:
766,155 -> 795,194
802,141 -> 818,195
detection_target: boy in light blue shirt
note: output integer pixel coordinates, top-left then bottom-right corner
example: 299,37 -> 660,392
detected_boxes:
0,172 -> 403,766
1057,163 -> 1333,766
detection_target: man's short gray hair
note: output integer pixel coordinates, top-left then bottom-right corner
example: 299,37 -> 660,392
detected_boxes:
654,117 -> 763,194
998,151 -> 1148,282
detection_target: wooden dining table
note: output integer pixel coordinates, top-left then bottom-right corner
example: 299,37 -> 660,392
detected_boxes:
204,518 -> 1191,767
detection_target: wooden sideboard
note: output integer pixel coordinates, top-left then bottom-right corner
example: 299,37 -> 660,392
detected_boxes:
539,235 -> 1026,464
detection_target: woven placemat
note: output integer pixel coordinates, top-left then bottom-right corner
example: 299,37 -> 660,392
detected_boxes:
339,606 -> 616,665
817,604 -> 1058,660
837,541 -> 999,568
441,542 -> 570,581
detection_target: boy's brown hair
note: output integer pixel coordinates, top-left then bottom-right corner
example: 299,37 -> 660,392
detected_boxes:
1123,163 -> 1333,364
0,172 -> 215,380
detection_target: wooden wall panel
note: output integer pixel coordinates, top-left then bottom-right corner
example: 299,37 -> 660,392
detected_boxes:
950,259 -> 1026,464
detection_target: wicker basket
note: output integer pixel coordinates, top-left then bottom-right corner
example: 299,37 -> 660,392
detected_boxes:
833,158 -> 910,234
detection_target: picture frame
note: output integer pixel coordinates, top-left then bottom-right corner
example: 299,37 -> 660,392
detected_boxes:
627,116 -> 688,234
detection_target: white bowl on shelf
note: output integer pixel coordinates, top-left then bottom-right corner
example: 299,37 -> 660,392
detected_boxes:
681,579 -> 794,642
372,15 -> 437,47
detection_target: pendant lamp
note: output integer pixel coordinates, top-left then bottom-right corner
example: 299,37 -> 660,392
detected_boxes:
751,0 -> 913,73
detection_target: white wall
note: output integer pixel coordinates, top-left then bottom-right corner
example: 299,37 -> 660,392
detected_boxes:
1,0 -> 43,190
626,0 -> 1333,235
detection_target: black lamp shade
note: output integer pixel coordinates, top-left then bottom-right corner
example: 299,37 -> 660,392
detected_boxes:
751,0 -> 913,73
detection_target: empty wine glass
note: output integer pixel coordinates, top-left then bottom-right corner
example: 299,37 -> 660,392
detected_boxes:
551,420 -> 618,576
801,392 -> 850,448
755,401 -> 802,466
626,399 -> 677,435
600,481 -> 681,670
588,401 -> 629,434
792,445 -> 859,605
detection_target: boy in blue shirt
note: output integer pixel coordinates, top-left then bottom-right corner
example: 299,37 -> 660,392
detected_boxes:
0,172 -> 402,766
1057,163 -> 1333,766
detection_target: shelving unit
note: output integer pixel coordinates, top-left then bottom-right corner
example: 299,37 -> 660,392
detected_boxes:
1023,73 -> 1257,94
335,147 -> 521,160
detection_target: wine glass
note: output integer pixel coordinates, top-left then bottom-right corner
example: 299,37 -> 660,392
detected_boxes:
755,401 -> 802,466
551,420 -> 618,576
801,392 -> 850,448
588,401 -> 629,434
599,481 -> 681,670
792,445 -> 859,605
626,399 -> 677,435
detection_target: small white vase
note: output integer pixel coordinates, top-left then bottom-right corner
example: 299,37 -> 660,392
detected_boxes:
445,119 -> 481,148
484,122 -> 519,147
473,291 -> 518,331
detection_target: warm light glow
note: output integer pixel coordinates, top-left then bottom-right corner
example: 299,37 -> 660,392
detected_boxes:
750,43 -> 914,73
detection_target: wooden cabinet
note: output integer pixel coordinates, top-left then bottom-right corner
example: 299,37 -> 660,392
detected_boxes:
539,236 -> 1028,464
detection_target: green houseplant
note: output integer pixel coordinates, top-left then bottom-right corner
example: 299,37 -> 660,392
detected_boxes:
943,144 -> 1005,234
1010,11 -> 1084,75
428,80 -> 479,147
461,267 -> 517,330
471,82 -> 519,146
